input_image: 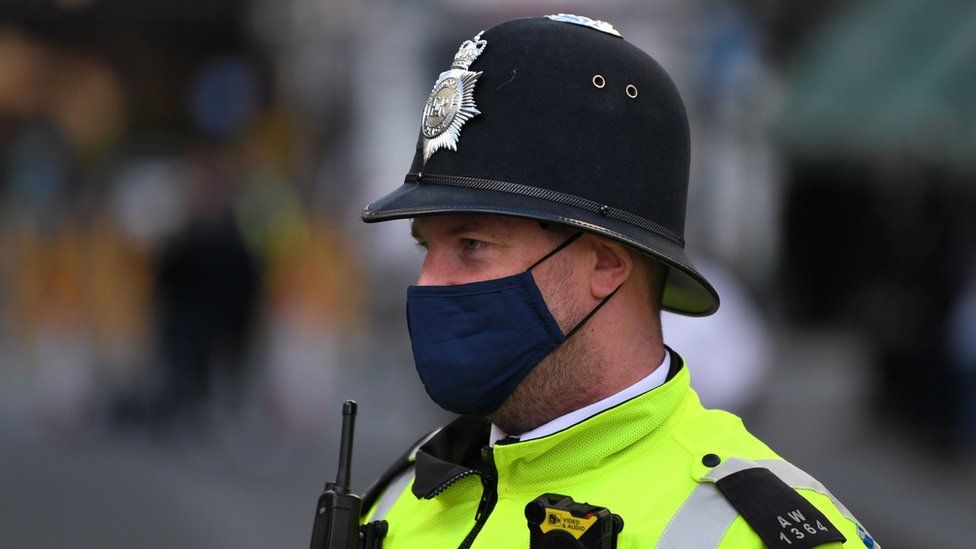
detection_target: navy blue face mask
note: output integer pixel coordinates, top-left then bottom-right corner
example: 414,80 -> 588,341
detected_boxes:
406,232 -> 620,416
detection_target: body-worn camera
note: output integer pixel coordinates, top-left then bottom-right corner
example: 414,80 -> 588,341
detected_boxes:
525,494 -> 624,549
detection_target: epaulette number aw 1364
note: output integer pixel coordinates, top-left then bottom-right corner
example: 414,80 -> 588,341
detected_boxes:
715,468 -> 846,549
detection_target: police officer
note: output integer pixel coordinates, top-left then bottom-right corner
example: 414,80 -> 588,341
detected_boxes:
358,15 -> 878,549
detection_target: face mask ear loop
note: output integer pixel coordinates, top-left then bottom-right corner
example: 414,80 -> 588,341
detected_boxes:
528,232 -> 583,271
563,284 -> 622,340
526,230 -> 618,339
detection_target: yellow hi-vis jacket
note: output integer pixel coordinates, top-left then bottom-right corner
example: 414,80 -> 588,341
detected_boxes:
363,353 -> 878,548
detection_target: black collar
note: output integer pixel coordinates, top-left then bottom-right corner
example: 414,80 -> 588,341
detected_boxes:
412,415 -> 490,498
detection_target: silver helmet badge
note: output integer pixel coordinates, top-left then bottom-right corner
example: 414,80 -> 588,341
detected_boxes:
420,31 -> 486,164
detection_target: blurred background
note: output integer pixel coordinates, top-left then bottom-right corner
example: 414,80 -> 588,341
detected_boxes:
0,0 -> 973,547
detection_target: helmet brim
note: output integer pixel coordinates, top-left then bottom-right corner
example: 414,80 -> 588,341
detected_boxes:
362,180 -> 719,316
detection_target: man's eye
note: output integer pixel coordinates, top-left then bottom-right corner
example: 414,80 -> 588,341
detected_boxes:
461,239 -> 485,251
414,241 -> 428,251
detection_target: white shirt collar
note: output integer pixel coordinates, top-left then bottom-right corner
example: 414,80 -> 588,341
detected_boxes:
489,350 -> 671,446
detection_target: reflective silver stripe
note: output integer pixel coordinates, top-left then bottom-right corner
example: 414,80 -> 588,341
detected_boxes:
656,483 -> 737,548
657,457 -> 865,547
370,468 -> 415,522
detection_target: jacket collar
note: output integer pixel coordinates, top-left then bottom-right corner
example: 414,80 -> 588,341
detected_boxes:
412,415 -> 491,498
412,348 -> 689,499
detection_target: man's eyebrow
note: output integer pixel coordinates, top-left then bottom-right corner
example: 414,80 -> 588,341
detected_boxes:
410,218 -> 486,241
444,219 -> 484,237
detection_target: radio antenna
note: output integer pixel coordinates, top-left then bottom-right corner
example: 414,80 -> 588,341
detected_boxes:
334,400 -> 357,494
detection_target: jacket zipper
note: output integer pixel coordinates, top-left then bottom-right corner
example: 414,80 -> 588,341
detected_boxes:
457,446 -> 498,549
425,470 -> 480,498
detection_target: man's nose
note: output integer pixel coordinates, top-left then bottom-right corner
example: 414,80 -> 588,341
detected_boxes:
416,251 -> 456,286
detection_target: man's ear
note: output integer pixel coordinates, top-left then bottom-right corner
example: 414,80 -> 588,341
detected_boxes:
588,237 -> 633,299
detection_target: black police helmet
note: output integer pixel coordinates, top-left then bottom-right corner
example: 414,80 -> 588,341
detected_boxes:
362,15 -> 719,316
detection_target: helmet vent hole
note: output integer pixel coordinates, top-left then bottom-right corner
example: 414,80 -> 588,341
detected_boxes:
592,74 -> 606,89
626,84 -> 638,98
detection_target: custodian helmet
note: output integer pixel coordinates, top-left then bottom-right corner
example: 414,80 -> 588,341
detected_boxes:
362,15 -> 719,316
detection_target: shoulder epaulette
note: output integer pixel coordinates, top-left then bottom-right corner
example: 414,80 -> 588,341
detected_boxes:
658,457 -> 863,548
712,463 -> 846,548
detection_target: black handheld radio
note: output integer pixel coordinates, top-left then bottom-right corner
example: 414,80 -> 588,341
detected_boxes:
309,401 -> 387,549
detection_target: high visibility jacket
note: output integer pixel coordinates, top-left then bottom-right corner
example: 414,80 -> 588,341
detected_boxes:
363,352 -> 878,548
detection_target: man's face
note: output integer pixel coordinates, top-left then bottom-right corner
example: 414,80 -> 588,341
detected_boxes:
410,213 -> 597,430
410,213 -> 589,334
409,213 -> 650,432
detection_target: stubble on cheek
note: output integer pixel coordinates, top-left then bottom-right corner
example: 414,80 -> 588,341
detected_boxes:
487,256 -> 600,434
